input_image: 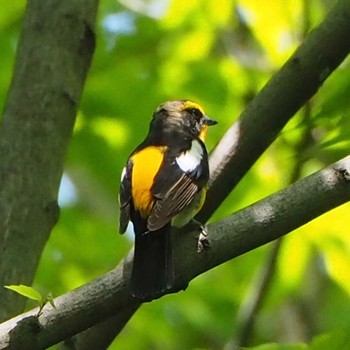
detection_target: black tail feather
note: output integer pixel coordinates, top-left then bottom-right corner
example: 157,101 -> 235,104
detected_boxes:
131,224 -> 174,301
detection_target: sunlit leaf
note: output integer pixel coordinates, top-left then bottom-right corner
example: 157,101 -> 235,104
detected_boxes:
46,292 -> 56,309
310,330 -> 350,350
5,284 -> 42,302
238,0 -> 302,64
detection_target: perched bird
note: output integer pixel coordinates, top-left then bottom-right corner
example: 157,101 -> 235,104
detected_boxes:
119,100 -> 217,301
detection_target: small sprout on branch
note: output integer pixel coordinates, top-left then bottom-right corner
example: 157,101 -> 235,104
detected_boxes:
5,284 -> 56,317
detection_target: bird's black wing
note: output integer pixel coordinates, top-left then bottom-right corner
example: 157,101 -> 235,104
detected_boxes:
148,155 -> 208,231
119,160 -> 133,234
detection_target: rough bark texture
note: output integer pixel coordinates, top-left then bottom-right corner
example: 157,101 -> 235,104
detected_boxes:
1,0 -> 350,348
0,0 -> 98,321
0,157 -> 349,349
53,0 -> 350,348
199,0 -> 350,222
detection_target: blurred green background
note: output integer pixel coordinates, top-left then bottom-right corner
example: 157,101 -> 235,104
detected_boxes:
1,0 -> 350,349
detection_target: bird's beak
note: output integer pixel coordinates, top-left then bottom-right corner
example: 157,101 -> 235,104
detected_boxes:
203,115 -> 218,126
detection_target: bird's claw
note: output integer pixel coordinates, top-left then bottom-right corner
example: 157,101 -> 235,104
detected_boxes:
196,222 -> 210,253
188,219 -> 210,252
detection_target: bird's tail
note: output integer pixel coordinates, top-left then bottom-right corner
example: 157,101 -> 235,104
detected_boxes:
131,224 -> 174,301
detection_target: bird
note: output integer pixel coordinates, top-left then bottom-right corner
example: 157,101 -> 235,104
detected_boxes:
119,100 -> 217,301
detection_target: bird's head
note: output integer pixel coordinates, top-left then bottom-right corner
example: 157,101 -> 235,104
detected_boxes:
151,100 -> 217,142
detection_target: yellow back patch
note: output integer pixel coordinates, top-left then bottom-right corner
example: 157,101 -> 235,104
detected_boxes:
131,146 -> 166,218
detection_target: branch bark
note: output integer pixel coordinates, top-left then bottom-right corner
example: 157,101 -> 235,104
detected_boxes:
199,0 -> 350,222
1,0 -> 350,348
56,0 -> 350,347
0,0 -> 98,321
0,156 -> 349,349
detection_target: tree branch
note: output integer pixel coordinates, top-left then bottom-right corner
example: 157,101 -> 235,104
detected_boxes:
233,87 -> 315,348
199,0 -> 350,222
53,0 -> 350,347
1,0 -> 350,347
1,156 -> 349,349
0,0 -> 98,321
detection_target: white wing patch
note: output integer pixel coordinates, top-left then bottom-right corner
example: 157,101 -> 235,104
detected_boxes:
176,139 -> 203,172
120,166 -> 126,181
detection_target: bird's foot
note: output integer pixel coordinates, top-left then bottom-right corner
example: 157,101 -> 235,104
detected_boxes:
190,219 -> 210,253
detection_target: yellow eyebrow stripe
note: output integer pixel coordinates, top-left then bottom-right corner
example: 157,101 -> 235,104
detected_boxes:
131,146 -> 167,218
182,101 -> 204,114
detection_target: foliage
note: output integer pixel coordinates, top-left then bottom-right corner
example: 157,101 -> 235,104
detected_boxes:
1,0 -> 350,349
4,285 -> 55,317
5,284 -> 43,302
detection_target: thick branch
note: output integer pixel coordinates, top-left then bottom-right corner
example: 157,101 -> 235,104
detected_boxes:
0,0 -> 98,321
1,156 -> 349,349
198,0 -> 350,222
53,0 -> 350,347
1,0 -> 349,347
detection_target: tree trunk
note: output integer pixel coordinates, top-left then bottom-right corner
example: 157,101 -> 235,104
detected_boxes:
0,0 -> 98,322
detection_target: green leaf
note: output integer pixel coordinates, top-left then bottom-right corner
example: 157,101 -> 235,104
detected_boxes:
46,292 -> 56,309
5,284 -> 43,302
310,330 -> 350,350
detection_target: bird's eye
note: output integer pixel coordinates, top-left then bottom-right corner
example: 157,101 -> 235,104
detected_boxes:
188,108 -> 202,120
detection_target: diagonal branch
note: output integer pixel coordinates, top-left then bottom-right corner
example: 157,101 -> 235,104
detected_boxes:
1,0 -> 350,348
198,0 -> 350,222
58,0 -> 350,347
0,156 -> 350,349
